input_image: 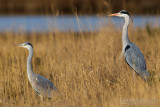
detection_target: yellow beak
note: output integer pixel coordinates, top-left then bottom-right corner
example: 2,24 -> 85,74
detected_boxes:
108,13 -> 120,16
16,44 -> 23,47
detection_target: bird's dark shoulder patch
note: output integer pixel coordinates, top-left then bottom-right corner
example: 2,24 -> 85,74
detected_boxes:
125,45 -> 130,52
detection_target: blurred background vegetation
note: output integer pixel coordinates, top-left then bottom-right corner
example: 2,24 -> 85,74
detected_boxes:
0,0 -> 159,15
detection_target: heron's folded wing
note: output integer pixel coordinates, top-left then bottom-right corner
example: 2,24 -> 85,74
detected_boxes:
124,43 -> 146,74
32,74 -> 58,97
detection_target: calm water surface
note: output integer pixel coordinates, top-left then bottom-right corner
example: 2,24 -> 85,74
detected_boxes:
0,15 -> 159,32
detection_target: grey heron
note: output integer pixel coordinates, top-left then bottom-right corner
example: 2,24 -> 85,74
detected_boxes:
16,42 -> 58,99
108,10 -> 149,81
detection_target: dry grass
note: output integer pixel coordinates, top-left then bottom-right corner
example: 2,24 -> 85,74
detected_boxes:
0,26 -> 160,107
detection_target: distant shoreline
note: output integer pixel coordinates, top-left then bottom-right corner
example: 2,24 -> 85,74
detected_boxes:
0,0 -> 159,15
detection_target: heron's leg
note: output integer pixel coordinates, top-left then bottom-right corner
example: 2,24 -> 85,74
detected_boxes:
133,63 -> 136,83
40,96 -> 44,102
133,70 -> 135,82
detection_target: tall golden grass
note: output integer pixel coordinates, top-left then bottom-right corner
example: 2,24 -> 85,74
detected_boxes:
0,26 -> 160,106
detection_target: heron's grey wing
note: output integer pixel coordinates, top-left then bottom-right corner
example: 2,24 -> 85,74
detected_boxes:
32,74 -> 57,98
124,43 -> 147,75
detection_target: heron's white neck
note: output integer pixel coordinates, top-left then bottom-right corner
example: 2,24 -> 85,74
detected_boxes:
122,15 -> 130,55
27,47 -> 34,83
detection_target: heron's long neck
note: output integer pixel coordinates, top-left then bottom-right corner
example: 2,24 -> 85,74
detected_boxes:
27,47 -> 34,83
122,16 -> 130,53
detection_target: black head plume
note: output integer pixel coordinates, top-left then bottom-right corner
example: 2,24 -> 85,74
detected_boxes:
119,10 -> 133,22
25,42 -> 33,48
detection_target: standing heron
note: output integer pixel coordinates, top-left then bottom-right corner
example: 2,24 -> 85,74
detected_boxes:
108,10 -> 149,81
16,42 -> 58,99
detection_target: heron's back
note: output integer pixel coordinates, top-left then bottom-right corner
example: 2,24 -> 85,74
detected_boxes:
124,42 -> 149,80
31,74 -> 58,98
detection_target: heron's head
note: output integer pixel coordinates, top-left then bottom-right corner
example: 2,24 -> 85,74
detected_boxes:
108,10 -> 133,22
16,42 -> 33,50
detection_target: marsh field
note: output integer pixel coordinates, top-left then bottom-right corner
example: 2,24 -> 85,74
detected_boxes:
0,26 -> 160,107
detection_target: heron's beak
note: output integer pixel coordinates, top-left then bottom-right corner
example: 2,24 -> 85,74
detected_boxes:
16,44 -> 23,47
108,13 -> 120,16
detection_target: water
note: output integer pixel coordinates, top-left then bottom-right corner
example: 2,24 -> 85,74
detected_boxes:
0,15 -> 159,32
